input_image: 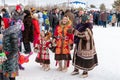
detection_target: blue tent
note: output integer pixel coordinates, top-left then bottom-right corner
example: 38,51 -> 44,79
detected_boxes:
70,1 -> 86,5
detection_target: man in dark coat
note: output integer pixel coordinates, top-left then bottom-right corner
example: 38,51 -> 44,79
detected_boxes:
117,12 -> 120,27
22,10 -> 33,54
50,8 -> 59,34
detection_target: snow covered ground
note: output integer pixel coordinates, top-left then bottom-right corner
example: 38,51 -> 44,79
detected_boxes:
17,25 -> 120,80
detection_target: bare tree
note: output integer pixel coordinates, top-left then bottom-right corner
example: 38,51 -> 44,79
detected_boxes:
99,3 -> 106,11
113,0 -> 120,12
90,4 -> 96,8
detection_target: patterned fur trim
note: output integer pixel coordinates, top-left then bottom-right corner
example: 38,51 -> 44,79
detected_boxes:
73,63 -> 98,71
78,50 -> 96,59
77,28 -> 96,59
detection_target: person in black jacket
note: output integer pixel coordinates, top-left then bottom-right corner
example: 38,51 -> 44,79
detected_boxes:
117,12 -> 120,27
50,8 -> 59,34
22,10 -> 33,54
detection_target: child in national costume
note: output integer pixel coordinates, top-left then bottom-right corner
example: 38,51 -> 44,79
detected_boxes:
35,30 -> 52,71
53,15 -> 74,72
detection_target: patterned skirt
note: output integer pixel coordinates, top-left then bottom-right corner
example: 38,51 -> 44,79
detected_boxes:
55,54 -> 71,60
35,52 -> 50,64
72,53 -> 98,71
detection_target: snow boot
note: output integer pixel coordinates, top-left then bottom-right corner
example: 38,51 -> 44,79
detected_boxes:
81,71 -> 88,78
44,64 -> 50,71
19,64 -> 25,70
71,68 -> 79,75
62,60 -> 68,72
57,60 -> 62,71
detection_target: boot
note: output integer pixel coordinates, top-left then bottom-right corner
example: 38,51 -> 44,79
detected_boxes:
42,64 -> 45,69
62,60 -> 68,72
19,64 -> 25,70
81,71 -> 88,78
44,64 -> 50,71
9,77 -> 15,80
71,68 -> 79,75
57,60 -> 62,71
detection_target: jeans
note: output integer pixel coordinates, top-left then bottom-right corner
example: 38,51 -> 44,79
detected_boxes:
117,21 -> 120,27
102,21 -> 107,28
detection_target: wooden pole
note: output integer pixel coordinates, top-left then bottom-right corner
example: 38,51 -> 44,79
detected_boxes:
3,0 -> 5,7
68,0 -> 70,8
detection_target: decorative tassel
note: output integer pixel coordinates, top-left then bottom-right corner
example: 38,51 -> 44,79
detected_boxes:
67,60 -> 70,67
55,61 -> 58,66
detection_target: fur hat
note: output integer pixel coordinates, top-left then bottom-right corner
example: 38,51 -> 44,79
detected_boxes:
45,32 -> 52,41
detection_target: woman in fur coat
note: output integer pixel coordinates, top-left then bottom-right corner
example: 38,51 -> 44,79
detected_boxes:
72,15 -> 98,78
53,15 -> 74,72
23,10 -> 33,54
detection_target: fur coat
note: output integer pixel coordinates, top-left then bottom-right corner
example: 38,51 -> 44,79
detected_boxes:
22,15 -> 33,43
54,20 -> 73,55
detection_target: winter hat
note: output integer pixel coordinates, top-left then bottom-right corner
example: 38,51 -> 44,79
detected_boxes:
16,5 -> 22,11
32,13 -> 38,19
81,15 -> 90,23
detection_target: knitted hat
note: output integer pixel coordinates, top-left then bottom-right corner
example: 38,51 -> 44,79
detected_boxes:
16,5 -> 22,11
81,15 -> 90,23
33,13 -> 38,19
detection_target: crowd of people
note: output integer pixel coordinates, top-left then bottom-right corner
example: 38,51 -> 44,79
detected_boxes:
0,4 -> 119,80
91,11 -> 120,27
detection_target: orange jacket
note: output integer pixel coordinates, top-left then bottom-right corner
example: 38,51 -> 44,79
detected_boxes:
54,21 -> 73,54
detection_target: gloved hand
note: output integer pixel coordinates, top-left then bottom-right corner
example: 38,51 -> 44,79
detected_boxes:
70,44 -> 73,50
0,52 -> 7,64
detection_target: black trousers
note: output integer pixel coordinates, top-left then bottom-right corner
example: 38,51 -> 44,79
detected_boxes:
117,21 -> 120,27
23,42 -> 31,53
112,23 -> 115,26
19,42 -> 22,52
102,21 -> 107,28
0,73 -> 9,80
9,77 -> 15,80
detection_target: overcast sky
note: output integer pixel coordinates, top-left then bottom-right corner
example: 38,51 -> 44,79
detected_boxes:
0,0 -> 114,9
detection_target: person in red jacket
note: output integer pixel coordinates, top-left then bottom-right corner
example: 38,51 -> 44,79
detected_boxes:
2,18 -> 10,29
32,13 -> 40,48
